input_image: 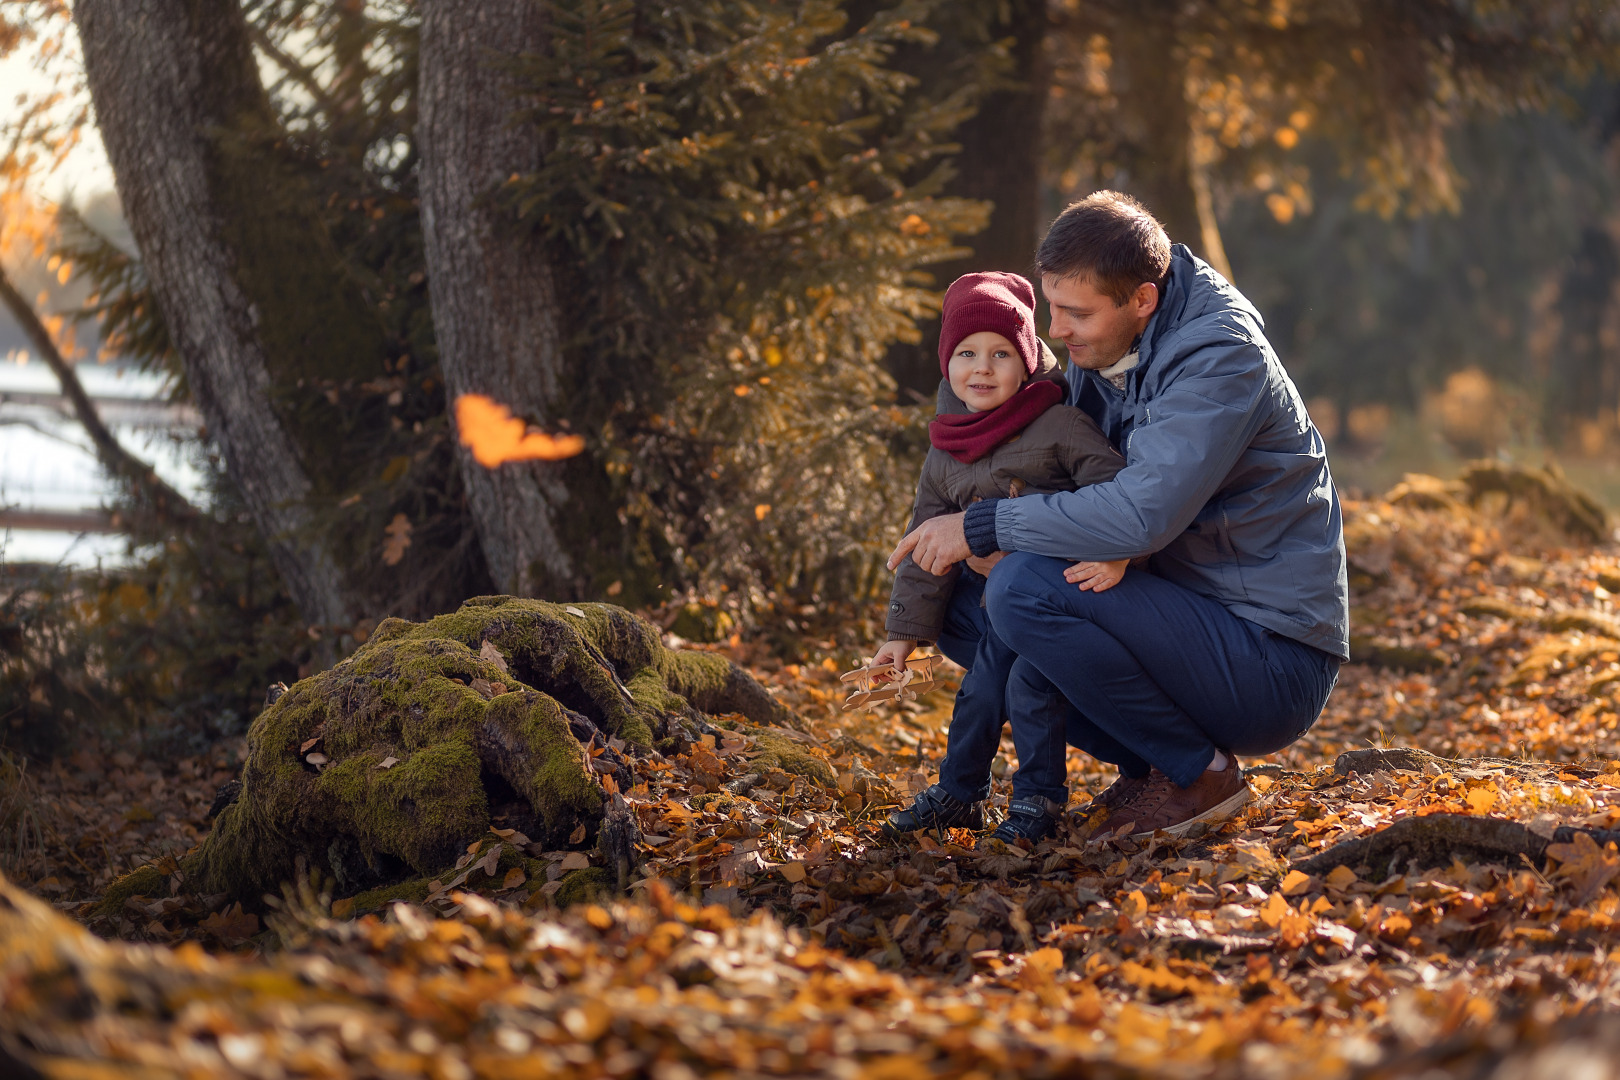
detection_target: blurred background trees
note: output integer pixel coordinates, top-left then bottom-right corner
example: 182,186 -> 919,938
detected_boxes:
1,0 -> 1620,754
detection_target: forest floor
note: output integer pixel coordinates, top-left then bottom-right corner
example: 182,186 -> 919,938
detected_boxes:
8,482 -> 1620,1078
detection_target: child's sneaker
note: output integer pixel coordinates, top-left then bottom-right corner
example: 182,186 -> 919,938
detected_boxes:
982,795 -> 1064,846
883,784 -> 984,834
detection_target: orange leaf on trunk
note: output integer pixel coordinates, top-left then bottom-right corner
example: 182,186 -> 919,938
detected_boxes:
454,394 -> 584,467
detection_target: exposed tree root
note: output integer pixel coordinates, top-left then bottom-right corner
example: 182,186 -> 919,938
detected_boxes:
1299,746 -> 1620,878
1332,747 -> 1457,776
1458,461 -> 1610,545
1294,813 -> 1620,879
1345,638 -> 1451,673
94,597 -> 798,910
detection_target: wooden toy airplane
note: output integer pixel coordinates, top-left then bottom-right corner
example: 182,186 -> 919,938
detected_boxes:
839,654 -> 945,711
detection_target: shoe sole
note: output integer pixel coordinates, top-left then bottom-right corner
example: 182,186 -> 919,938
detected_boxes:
1129,784 -> 1251,840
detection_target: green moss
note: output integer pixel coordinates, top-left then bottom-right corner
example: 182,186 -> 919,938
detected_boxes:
746,728 -> 835,787
690,793 -> 737,813
669,602 -> 735,643
666,651 -> 733,701
554,867 -> 609,907
625,668 -> 687,720
93,865 -> 167,918
138,597 -> 791,903
482,692 -> 601,824
180,624 -> 601,899
388,598 -> 674,747
317,739 -> 488,873
348,877 -> 432,915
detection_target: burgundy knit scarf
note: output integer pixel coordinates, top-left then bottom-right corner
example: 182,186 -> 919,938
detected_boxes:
928,380 -> 1064,464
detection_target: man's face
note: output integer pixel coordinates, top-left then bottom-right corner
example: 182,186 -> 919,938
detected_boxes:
1041,273 -> 1158,371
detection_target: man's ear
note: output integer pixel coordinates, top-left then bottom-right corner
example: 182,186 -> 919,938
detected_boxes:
1133,281 -> 1160,319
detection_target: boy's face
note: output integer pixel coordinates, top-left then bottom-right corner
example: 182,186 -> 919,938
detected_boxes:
947,331 -> 1025,413
1042,273 -> 1158,370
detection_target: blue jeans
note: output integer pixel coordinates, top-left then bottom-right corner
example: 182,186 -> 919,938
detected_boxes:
936,555 -> 1340,801
935,571 -> 1072,805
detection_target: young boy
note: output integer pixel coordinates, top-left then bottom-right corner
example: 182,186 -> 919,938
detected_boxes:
872,271 -> 1126,844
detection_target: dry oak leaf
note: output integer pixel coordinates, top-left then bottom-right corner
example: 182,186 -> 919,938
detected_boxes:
470,678 -> 505,700
1014,947 -> 1065,990
199,902 -> 260,945
1546,832 -> 1620,904
454,393 -> 584,467
475,845 -> 502,877
1324,864 -> 1358,890
479,639 -> 510,674
1279,869 -> 1313,896
381,513 -> 412,566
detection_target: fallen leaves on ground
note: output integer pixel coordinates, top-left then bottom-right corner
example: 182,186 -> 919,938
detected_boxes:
9,480 -> 1620,1077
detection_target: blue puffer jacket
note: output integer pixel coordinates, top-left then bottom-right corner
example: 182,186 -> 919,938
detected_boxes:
966,245 -> 1349,659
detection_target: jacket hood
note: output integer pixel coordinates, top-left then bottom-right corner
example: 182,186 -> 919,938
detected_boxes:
1141,245 -> 1265,366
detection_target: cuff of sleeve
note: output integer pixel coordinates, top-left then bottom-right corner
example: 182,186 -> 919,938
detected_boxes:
884,623 -> 938,647
963,499 -> 1003,558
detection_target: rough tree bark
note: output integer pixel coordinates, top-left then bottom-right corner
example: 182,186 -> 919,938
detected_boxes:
418,0 -> 575,596
73,0 -> 381,634
1096,11 -> 1233,279
946,0 -> 1048,279
878,0 -> 1051,397
1104,23 -> 1201,255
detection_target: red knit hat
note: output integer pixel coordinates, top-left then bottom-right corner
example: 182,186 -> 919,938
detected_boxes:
938,271 -> 1040,376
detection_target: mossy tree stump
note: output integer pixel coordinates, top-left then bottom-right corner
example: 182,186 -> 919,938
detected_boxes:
133,597 -> 793,907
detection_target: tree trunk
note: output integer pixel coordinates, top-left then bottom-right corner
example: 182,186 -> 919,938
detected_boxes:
417,0 -> 574,597
73,0 -> 371,636
1106,13 -> 1233,279
945,0 -> 1048,278
882,0 -> 1051,397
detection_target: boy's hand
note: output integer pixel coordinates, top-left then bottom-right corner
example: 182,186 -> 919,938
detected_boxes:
1063,558 -> 1128,592
869,639 -> 917,679
965,551 -> 1006,576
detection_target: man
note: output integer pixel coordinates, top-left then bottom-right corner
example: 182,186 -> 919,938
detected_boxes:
890,191 -> 1347,841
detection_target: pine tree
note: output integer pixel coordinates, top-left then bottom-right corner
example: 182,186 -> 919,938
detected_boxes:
500,0 -> 989,618
57,0 -> 998,655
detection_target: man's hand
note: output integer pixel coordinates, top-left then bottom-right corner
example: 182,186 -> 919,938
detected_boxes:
1064,558 -> 1128,592
888,512 -> 970,576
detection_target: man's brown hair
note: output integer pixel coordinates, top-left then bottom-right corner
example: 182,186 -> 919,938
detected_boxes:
1035,191 -> 1171,306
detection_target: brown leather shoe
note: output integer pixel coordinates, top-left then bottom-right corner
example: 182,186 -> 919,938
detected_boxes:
1087,772 -> 1149,812
1105,764 -> 1251,839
